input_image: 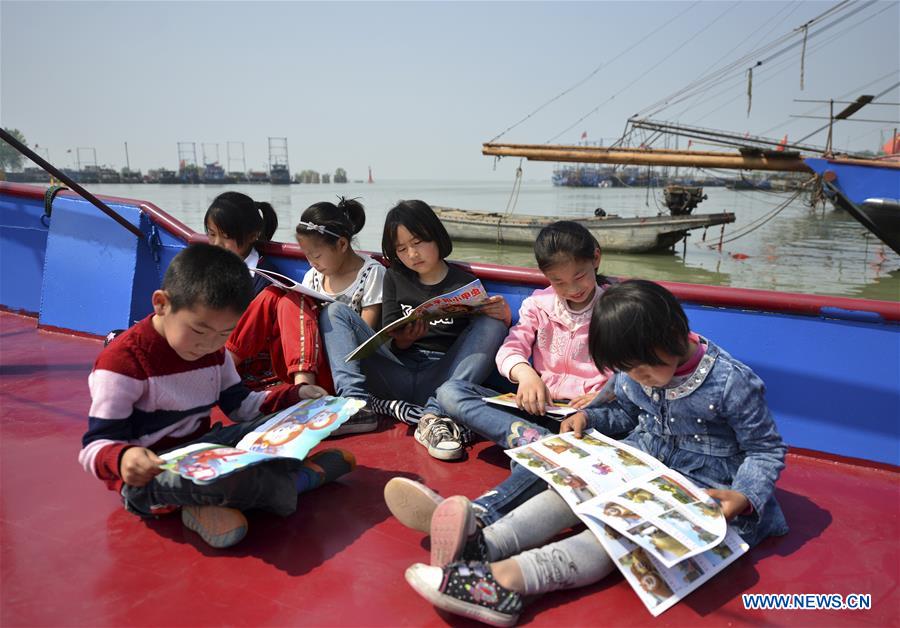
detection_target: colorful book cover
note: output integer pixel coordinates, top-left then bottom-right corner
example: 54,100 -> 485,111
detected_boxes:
482,392 -> 579,418
160,396 -> 364,485
345,279 -> 491,362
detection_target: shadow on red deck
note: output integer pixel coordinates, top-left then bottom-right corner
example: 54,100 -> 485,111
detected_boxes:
1,312 -> 897,626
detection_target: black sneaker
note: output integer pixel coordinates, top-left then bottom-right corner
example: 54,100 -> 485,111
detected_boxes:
405,561 -> 523,627
330,405 -> 379,436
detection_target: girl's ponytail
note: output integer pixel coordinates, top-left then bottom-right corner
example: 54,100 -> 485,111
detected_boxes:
298,198 -> 366,245
255,201 -> 278,242
337,196 -> 366,235
205,191 -> 278,253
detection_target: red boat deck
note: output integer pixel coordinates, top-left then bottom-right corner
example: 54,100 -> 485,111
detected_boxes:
1,310 -> 898,627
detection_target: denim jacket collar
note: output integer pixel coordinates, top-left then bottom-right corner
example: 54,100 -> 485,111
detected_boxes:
639,336 -> 719,401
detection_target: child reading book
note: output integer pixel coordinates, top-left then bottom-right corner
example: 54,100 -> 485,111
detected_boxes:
318,200 -> 511,459
215,193 -> 332,396
401,280 -> 788,626
79,244 -> 355,549
436,220 -> 613,446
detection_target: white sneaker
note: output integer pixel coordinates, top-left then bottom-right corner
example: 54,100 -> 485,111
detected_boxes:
414,415 -> 464,461
383,477 -> 444,532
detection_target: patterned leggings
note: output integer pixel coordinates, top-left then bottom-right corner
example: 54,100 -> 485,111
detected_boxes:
482,489 -> 615,595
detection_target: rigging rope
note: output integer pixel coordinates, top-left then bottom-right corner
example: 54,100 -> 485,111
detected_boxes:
799,25 -> 808,90
546,1 -> 739,144
486,2 -> 700,144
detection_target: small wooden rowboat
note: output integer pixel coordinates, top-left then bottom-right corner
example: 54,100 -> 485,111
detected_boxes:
432,206 -> 736,253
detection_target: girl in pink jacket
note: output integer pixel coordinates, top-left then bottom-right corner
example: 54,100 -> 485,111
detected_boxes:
435,221 -> 612,452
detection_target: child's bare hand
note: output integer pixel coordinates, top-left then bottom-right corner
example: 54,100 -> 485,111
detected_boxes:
120,447 -> 165,487
560,411 -> 588,438
705,489 -> 750,520
299,384 -> 328,399
515,370 -> 551,416
481,296 -> 511,326
389,318 -> 428,349
570,392 -> 597,409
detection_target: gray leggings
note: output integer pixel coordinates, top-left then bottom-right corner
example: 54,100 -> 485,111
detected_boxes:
482,489 -> 615,596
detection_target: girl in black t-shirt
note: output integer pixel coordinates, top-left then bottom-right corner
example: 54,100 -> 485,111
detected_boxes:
320,200 -> 510,460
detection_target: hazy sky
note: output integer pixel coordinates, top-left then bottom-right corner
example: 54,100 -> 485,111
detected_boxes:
2,1 -> 898,180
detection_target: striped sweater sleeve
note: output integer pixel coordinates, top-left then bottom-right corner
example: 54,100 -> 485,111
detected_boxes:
217,351 -> 303,420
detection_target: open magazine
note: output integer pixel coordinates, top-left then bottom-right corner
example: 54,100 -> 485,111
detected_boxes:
251,267 -> 335,303
345,278 -> 492,361
160,396 -> 364,485
506,430 -> 748,615
482,392 -> 579,418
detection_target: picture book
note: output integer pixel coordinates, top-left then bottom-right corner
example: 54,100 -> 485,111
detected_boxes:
507,430 -> 748,614
160,396 -> 365,485
345,278 -> 492,361
251,267 -> 335,303
482,392 -> 579,418
582,515 -> 747,616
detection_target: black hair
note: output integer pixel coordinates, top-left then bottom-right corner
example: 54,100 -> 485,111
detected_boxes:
588,279 -> 690,372
163,243 -> 254,314
381,200 -> 452,270
204,191 -> 278,251
534,221 -> 608,285
296,197 -> 365,246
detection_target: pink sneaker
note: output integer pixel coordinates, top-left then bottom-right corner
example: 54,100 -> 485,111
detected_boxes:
430,495 -> 478,567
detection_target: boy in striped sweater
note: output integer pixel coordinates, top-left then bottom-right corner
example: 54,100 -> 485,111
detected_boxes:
80,244 -> 354,548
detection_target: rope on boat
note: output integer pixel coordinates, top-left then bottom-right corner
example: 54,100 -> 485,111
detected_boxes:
707,184 -> 809,248
485,2 -> 700,144
799,25 -> 808,90
497,160 -> 524,244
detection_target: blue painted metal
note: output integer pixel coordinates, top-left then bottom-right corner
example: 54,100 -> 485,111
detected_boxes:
39,196 -> 161,335
805,157 -> 900,204
0,185 -> 897,465
0,191 -> 50,313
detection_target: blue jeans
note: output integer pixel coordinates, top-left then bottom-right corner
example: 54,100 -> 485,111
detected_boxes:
122,418 -> 301,518
436,380 -> 556,525
437,380 -> 554,448
318,303 -> 508,416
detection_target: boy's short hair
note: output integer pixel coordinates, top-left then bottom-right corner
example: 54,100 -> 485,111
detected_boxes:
163,243 -> 253,314
588,279 -> 690,373
381,200 -> 453,269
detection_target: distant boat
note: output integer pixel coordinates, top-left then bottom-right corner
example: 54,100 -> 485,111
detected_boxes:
432,206 -> 735,253
269,163 -> 291,185
804,156 -> 900,255
201,163 -> 225,184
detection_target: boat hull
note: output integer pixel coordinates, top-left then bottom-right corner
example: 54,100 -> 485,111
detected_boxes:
804,157 -> 900,254
433,206 -> 735,253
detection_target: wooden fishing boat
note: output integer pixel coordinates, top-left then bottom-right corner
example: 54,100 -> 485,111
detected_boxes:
1,181 -> 898,626
432,206 -> 736,253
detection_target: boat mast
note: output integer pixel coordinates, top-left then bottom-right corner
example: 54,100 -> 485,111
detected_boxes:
482,142 -> 810,172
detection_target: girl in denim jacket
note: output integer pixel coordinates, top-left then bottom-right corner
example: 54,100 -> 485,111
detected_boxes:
402,280 -> 787,627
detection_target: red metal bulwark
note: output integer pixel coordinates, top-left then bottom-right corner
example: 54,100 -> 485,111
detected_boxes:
1,310 -> 898,627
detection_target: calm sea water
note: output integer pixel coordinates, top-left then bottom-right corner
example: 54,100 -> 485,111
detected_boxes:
90,181 -> 900,302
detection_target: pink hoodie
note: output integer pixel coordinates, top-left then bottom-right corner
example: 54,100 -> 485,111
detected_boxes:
495,285 -> 610,400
